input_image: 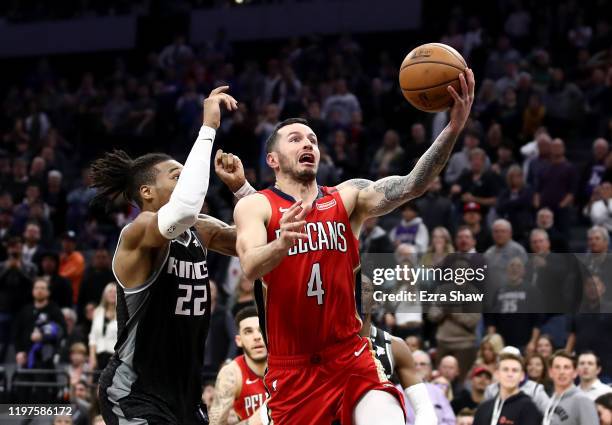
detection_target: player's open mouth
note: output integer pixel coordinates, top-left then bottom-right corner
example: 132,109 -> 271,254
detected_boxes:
298,153 -> 315,165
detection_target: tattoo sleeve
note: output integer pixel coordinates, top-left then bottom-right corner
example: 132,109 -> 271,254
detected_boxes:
208,365 -> 238,425
349,126 -> 459,216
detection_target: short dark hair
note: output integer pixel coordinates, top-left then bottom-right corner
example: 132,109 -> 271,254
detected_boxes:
578,350 -> 601,368
498,352 -> 525,371
234,306 -> 258,330
456,225 -> 474,237
90,150 -> 172,208
401,201 -> 419,214
549,350 -> 577,369
596,393 -> 612,410
264,118 -> 310,154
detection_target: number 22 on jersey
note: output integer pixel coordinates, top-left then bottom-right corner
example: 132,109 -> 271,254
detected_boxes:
175,284 -> 207,316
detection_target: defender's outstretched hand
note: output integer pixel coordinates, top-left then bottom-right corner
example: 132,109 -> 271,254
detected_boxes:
447,68 -> 475,133
214,149 -> 246,192
203,86 -> 238,129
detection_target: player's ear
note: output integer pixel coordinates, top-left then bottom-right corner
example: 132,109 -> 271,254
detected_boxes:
235,334 -> 243,348
140,184 -> 154,202
266,152 -> 279,169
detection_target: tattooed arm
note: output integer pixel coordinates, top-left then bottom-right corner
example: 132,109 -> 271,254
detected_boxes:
209,362 -> 241,425
339,68 -> 475,222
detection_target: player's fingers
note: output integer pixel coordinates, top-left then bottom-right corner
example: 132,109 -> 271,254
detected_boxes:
281,220 -> 307,231
209,85 -> 229,96
467,68 -> 476,98
295,205 -> 311,221
226,94 -> 239,109
283,231 -> 309,241
279,201 -> 303,221
447,85 -> 461,103
221,95 -> 233,111
214,150 -> 223,168
459,71 -> 468,99
226,153 -> 235,171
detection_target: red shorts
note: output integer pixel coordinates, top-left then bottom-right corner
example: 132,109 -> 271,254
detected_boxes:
263,335 -> 405,425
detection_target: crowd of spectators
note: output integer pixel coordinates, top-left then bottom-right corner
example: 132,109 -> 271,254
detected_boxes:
0,0 -> 312,23
0,0 -> 612,423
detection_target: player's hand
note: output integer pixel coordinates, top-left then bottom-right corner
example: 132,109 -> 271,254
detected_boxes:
203,86 -> 238,130
277,201 -> 310,250
246,407 -> 263,425
214,150 -> 246,192
448,68 -> 475,133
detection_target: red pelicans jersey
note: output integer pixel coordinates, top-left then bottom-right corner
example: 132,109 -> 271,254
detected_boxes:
233,355 -> 266,420
259,186 -> 362,356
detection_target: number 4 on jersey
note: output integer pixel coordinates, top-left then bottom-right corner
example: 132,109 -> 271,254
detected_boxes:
307,263 -> 325,305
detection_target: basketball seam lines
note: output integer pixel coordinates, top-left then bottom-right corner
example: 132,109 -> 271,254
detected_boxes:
400,60 -> 465,73
401,76 -> 459,92
430,43 -> 468,67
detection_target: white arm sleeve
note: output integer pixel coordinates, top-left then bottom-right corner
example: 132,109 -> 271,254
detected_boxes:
405,383 -> 437,425
157,125 -> 215,239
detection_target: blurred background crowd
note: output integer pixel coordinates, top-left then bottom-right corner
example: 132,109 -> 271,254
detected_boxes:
0,0 -> 612,424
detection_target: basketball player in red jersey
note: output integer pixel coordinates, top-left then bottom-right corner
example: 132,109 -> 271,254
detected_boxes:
209,307 -> 267,425
223,69 -> 474,424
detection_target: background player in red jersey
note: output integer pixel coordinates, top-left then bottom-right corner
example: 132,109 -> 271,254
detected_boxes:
209,307 -> 267,425
222,69 -> 474,424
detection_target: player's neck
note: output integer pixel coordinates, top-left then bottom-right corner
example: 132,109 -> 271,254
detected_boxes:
274,175 -> 319,204
244,354 -> 266,377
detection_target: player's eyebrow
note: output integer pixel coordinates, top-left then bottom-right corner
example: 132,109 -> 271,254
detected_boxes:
168,166 -> 181,174
287,131 -> 317,140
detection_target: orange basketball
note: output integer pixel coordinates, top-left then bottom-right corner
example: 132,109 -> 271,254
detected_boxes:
399,43 -> 467,112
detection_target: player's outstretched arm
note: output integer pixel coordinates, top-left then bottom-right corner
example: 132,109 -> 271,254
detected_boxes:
339,69 -> 475,221
234,196 -> 308,281
194,215 -> 237,256
209,362 -> 241,425
120,86 -> 238,250
391,337 -> 437,425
